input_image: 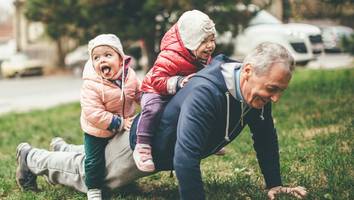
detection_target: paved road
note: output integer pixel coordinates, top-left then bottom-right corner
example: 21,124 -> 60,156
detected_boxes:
0,53 -> 352,115
0,71 -> 146,116
0,75 -> 82,115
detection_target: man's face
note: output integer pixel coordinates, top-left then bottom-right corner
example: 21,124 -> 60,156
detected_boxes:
241,63 -> 291,109
91,45 -> 122,80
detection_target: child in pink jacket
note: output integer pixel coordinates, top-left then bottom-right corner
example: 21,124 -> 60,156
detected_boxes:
133,10 -> 217,172
80,34 -> 141,200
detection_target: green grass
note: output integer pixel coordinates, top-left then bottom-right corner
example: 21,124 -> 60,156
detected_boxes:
0,68 -> 353,199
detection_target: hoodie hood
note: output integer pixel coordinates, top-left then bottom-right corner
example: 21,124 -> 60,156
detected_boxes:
160,24 -> 197,64
177,9 -> 216,51
194,54 -> 239,93
220,62 -> 244,100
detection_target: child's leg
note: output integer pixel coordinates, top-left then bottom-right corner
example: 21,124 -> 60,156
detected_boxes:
84,133 -> 109,195
134,93 -> 169,172
137,93 -> 170,144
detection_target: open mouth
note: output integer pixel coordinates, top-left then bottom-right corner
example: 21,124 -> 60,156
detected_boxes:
101,66 -> 111,74
202,49 -> 213,57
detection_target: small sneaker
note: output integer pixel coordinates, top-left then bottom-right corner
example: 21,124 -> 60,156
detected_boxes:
133,144 -> 155,172
214,147 -> 226,156
50,137 -> 67,151
87,188 -> 102,200
16,143 -> 38,191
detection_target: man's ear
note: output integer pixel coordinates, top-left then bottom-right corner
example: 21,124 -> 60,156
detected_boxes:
242,63 -> 253,80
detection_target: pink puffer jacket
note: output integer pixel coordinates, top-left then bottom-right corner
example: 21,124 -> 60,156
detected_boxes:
80,58 -> 141,138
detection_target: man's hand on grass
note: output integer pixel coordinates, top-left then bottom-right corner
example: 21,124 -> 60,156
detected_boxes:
267,186 -> 307,200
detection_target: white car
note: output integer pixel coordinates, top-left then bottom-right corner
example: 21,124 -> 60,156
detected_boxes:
1,53 -> 44,78
321,25 -> 353,52
234,10 -> 324,65
65,45 -> 89,76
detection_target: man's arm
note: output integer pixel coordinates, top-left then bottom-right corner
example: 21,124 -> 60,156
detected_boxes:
173,85 -> 220,200
248,103 -> 282,188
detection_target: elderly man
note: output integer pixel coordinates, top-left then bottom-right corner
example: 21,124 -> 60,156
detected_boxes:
16,42 -> 307,200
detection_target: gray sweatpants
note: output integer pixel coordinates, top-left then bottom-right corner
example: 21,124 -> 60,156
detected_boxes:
26,131 -> 150,193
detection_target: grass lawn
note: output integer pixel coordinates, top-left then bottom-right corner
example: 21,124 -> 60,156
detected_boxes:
0,67 -> 353,199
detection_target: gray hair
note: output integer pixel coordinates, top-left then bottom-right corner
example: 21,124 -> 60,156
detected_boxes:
243,42 -> 295,76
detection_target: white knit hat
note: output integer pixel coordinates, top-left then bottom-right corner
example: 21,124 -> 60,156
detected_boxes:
177,10 -> 216,51
88,34 -> 125,59
88,34 -> 127,101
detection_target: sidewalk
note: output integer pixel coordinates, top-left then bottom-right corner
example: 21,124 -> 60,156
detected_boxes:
0,75 -> 82,115
0,70 -> 146,116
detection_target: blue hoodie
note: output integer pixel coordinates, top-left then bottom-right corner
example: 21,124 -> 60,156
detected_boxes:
130,54 -> 282,199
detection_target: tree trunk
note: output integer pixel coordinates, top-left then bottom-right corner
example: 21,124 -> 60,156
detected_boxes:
56,38 -> 65,68
142,34 -> 158,73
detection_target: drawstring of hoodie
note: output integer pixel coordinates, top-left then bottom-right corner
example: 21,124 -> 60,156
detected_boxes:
260,107 -> 264,120
224,92 -> 258,143
120,61 -> 126,118
100,76 -> 105,102
224,92 -> 230,142
241,101 -> 244,126
120,62 -> 125,101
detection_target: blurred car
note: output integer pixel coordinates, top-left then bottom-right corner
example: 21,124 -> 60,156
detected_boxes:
321,25 -> 353,52
234,10 -> 324,65
65,45 -> 89,76
1,53 -> 44,78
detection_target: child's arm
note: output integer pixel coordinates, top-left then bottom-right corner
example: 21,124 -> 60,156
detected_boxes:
177,73 -> 195,89
107,115 -> 133,133
149,52 -> 189,95
80,81 -> 114,130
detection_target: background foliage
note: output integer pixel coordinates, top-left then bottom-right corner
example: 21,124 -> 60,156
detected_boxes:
24,0 -> 257,68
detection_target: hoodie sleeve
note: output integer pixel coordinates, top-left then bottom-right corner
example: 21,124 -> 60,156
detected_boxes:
247,103 -> 282,189
80,80 -> 114,130
173,84 -> 221,200
149,52 -> 181,94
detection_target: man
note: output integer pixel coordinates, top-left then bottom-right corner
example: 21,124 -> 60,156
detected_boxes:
16,42 -> 307,200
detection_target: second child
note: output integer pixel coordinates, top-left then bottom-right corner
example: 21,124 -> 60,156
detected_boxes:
133,10 -> 217,172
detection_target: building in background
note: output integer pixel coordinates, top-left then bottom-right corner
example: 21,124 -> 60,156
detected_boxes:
12,0 -> 57,68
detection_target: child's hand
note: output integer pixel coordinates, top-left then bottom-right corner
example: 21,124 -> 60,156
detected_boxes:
123,117 -> 133,131
179,73 -> 196,88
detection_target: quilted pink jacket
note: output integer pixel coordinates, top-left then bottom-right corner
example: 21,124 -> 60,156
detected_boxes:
80,58 -> 141,138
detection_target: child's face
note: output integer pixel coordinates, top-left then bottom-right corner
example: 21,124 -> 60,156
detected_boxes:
194,34 -> 216,61
91,45 -> 122,80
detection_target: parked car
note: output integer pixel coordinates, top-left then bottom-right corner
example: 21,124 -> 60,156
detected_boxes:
321,25 -> 353,52
1,53 -> 44,78
65,45 -> 89,76
234,10 -> 324,65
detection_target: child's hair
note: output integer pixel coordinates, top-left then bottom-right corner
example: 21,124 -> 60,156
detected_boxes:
177,10 -> 216,51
